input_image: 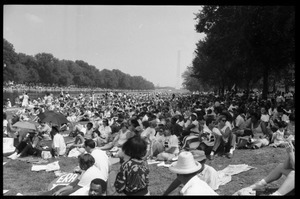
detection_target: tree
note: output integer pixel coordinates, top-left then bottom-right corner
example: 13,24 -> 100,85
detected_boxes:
190,6 -> 295,98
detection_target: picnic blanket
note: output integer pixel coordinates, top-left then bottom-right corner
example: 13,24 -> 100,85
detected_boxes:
31,161 -> 60,172
216,164 -> 255,189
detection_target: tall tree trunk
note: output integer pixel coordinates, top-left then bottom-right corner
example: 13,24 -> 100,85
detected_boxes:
262,65 -> 269,100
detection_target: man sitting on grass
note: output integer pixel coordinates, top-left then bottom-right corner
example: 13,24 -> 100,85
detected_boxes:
50,126 -> 66,158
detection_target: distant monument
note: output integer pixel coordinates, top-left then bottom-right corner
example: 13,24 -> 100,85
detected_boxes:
176,50 -> 181,89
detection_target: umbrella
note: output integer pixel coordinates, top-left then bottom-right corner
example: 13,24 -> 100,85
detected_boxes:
13,121 -> 37,131
37,111 -> 69,126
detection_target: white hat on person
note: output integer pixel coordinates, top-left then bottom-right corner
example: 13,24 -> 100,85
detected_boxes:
169,151 -> 202,174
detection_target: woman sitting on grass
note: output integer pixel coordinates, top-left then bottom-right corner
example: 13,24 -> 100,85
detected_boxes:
156,124 -> 180,162
99,121 -> 132,152
65,131 -> 85,156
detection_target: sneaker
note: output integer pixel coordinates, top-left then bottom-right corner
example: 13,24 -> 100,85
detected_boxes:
8,152 -> 18,159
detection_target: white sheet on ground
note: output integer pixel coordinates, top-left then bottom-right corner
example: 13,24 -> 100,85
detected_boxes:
31,161 -> 60,172
216,164 -> 255,189
3,190 -> 9,194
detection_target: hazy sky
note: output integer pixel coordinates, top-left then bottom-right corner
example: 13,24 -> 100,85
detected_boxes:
4,5 -> 205,88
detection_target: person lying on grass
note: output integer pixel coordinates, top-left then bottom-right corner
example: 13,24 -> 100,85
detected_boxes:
51,154 -> 106,195
234,140 -> 295,196
163,150 -> 218,195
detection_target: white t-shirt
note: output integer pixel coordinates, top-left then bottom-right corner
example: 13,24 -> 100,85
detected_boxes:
260,114 -> 270,123
235,115 -> 245,129
197,164 -> 219,190
3,119 -> 8,135
52,133 -> 66,155
190,120 -> 200,133
90,149 -> 109,181
78,165 -> 106,187
163,135 -> 179,155
141,127 -> 156,143
180,175 -> 218,195
98,125 -> 112,141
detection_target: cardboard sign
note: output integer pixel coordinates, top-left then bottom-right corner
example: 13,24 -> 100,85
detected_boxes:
47,173 -> 80,191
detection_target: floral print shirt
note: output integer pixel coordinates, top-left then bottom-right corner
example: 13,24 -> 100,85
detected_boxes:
114,158 -> 149,194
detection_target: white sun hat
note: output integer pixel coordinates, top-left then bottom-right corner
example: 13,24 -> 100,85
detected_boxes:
169,151 -> 202,174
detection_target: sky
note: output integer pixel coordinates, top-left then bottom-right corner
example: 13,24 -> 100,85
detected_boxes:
3,5 -> 205,88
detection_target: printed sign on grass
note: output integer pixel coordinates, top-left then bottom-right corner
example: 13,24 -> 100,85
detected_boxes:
48,173 -> 80,191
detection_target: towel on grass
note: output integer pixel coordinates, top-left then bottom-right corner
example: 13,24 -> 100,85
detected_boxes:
216,164 -> 255,189
31,161 -> 60,172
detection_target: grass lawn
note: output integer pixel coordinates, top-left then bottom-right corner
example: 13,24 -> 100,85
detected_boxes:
3,108 -> 287,195
3,144 -> 287,195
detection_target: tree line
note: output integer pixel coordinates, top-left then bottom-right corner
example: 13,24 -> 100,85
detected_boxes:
3,39 -> 155,90
182,6 -> 295,99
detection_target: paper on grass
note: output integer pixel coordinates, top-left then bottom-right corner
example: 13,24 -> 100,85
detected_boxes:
147,159 -> 160,165
31,161 -> 60,172
3,190 -> 9,194
31,164 -> 47,171
3,162 -> 7,165
157,161 -> 172,168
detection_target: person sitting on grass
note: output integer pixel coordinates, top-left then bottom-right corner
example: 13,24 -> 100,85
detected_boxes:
197,117 -> 221,160
214,114 -> 236,158
65,131 -> 85,156
37,122 -> 52,141
269,120 -> 288,147
156,123 -> 179,162
168,151 -> 218,195
114,135 -> 150,196
234,140 -> 294,196
8,129 -> 41,160
50,154 -> 106,195
164,150 -> 218,195
84,122 -> 94,140
84,139 -> 110,182
96,118 -> 112,147
50,126 -> 66,158
149,124 -> 165,158
99,121 -> 132,152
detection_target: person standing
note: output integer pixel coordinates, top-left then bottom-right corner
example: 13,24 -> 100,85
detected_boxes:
21,91 -> 29,107
114,135 -> 150,195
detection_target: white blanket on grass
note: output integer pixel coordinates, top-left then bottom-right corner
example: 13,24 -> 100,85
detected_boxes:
216,164 -> 255,189
31,161 -> 60,172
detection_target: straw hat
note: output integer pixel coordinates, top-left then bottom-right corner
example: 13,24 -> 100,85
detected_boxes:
169,151 -> 202,174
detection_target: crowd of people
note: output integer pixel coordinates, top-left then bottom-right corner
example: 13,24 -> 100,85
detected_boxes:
3,88 -> 295,195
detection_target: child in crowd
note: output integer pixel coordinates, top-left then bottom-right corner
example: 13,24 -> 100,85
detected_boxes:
269,121 -> 288,148
114,135 -> 150,195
